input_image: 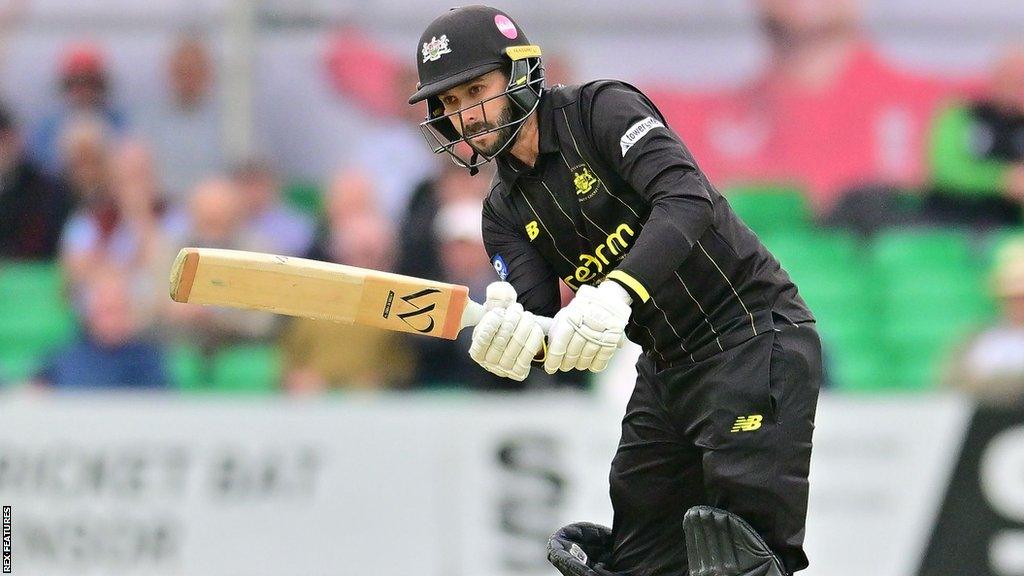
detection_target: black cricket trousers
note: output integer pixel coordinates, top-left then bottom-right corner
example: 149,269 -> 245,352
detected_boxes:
608,316 -> 822,575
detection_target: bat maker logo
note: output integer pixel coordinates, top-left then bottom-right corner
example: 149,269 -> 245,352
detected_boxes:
384,288 -> 442,333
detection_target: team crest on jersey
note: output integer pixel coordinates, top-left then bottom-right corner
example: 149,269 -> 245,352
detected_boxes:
422,35 -> 452,63
571,165 -> 599,201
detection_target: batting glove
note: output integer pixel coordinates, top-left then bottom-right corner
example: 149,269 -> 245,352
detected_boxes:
544,281 -> 631,374
547,522 -> 625,576
469,282 -> 545,381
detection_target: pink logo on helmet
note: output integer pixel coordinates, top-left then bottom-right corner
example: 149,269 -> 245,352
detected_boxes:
495,15 -> 517,39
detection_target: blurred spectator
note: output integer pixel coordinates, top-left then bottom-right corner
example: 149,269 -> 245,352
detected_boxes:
53,114 -> 111,213
435,201 -> 495,298
60,134 -> 163,278
649,0 -> 974,215
923,46 -> 1024,229
34,266 -> 168,390
397,156 -> 491,282
231,158 -> 315,256
59,131 -> 168,318
137,35 -> 224,206
351,64 -> 439,223
325,31 -> 438,223
0,103 -> 72,259
29,43 -> 128,177
279,168 -> 414,394
946,238 -> 1024,405
317,167 -> 381,249
55,118 -> 119,283
166,176 -> 267,252
163,177 -> 276,351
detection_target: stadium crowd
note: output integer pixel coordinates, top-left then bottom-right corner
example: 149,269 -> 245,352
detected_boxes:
1,0 -> 1023,400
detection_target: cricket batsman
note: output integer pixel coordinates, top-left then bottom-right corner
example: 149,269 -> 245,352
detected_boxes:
409,6 -> 822,575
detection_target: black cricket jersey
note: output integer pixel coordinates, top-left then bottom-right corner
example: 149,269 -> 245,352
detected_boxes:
482,80 -> 813,366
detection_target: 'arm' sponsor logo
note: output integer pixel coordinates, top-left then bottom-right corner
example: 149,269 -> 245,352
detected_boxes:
562,223 -> 635,290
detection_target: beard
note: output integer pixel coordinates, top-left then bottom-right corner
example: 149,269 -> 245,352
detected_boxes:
464,104 -> 517,157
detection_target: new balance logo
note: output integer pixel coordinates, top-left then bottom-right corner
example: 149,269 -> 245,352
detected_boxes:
731,415 -> 763,433
525,220 -> 540,241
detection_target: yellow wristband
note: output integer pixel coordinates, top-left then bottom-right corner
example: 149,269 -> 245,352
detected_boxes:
606,270 -> 650,304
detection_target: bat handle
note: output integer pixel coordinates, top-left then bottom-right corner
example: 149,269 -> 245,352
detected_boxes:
535,315 -> 554,334
460,300 -> 554,335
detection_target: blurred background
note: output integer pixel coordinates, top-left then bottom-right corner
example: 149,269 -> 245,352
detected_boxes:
1,0 -> 1024,575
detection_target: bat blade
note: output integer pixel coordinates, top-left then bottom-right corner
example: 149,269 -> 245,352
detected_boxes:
170,247 -> 475,340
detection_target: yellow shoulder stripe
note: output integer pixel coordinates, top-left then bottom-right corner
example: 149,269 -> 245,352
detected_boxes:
607,270 -> 650,304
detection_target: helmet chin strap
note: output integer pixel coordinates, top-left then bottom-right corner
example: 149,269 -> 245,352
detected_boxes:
469,151 -> 480,176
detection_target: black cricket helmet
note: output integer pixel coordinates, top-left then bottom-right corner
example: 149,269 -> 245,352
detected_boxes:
408,5 -> 544,174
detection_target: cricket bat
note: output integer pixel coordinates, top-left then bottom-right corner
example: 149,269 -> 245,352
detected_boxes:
169,247 -> 550,340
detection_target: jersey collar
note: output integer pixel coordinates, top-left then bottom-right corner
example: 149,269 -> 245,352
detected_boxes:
496,90 -> 555,195
536,89 -> 558,154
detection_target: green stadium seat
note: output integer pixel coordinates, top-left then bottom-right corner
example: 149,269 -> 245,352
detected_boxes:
210,344 -> 280,393
724,184 -> 812,236
764,231 -> 873,305
0,308 -> 76,349
815,301 -> 890,392
168,344 -> 206,392
886,333 -> 955,390
0,350 -> 43,383
283,181 -> 324,219
815,308 -> 874,343
886,289 -> 994,323
828,343 -> 889,392
762,230 -> 859,267
867,230 -> 992,391
0,261 -> 64,294
881,301 -> 985,391
755,230 -> 896,392
872,229 -> 974,270
0,262 -> 77,358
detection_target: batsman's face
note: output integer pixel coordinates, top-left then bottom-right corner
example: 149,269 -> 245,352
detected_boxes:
438,70 -> 513,155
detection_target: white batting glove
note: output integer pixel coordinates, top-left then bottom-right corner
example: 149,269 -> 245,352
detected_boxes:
482,281 -> 517,312
544,281 -> 631,374
469,282 -> 545,381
